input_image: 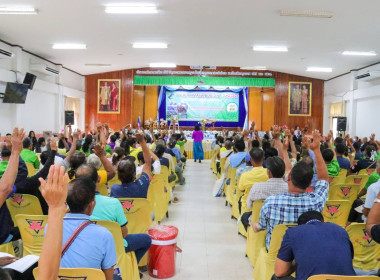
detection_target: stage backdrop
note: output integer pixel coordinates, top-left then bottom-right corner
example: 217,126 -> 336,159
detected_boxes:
158,86 -> 247,127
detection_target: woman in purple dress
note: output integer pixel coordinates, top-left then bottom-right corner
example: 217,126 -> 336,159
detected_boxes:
192,124 -> 204,163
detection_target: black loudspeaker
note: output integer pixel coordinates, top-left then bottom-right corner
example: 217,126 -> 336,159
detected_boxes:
23,72 -> 37,90
337,117 -> 347,131
65,111 -> 74,125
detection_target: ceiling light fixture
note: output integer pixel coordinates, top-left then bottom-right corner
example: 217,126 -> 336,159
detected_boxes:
52,44 -> 87,50
149,63 -> 176,68
280,9 -> 333,18
253,46 -> 288,52
0,7 -> 38,14
240,66 -> 267,70
133,43 -> 168,49
85,64 -> 112,67
342,51 -> 377,56
105,5 -> 158,14
306,67 -> 332,73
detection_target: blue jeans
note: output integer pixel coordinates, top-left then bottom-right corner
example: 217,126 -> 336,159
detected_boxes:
124,234 -> 152,264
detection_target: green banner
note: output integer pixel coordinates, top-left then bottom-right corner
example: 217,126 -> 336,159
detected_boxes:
134,76 -> 275,87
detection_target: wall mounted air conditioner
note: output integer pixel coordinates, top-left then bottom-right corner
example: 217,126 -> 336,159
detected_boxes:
355,70 -> 380,81
0,49 -> 14,59
30,64 -> 59,76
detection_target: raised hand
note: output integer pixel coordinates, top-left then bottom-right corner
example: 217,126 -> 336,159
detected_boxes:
282,136 -> 289,152
92,143 -> 104,157
272,125 -> 281,139
10,127 -> 25,154
50,137 -> 57,151
135,133 -> 145,143
310,130 -> 322,151
39,164 -> 68,209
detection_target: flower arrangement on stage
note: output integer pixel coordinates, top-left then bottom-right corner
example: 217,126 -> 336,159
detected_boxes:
159,118 -> 168,129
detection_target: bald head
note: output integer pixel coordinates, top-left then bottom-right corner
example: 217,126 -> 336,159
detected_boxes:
224,140 -> 232,150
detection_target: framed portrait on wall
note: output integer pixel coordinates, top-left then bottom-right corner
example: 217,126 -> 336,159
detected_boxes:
288,82 -> 312,116
97,79 -> 121,114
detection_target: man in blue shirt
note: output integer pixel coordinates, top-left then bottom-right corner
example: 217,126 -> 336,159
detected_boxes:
230,139 -> 246,168
168,138 -> 181,161
76,164 -> 152,266
62,177 -> 117,280
336,143 -> 351,170
274,211 -> 355,280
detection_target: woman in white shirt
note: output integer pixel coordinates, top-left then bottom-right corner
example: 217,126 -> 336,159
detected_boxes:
136,150 -> 161,176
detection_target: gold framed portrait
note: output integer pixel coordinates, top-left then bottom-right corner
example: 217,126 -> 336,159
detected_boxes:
288,82 -> 312,116
97,79 -> 121,114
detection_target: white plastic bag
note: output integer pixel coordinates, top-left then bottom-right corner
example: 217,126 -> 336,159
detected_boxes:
212,175 -> 225,197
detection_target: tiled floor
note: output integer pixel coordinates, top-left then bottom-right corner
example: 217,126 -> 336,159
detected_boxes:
142,160 -> 253,280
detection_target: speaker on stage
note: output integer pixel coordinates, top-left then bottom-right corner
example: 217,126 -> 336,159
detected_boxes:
23,72 -> 37,90
65,110 -> 74,126
337,117 -> 347,131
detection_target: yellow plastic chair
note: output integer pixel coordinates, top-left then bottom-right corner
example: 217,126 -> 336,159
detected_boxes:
98,184 -> 109,196
231,175 -> 242,220
252,224 -> 296,280
95,220 -> 139,280
108,175 -> 121,188
345,175 -> 369,190
245,200 -> 267,267
346,223 -> 380,271
308,275 -> 379,280
117,198 -> 152,266
322,200 -> 351,227
358,169 -> 376,176
329,175 -> 346,186
148,173 -> 167,223
6,194 -> 43,226
160,165 -> 171,203
224,166 -> 237,206
339,169 -> 348,177
0,242 -> 15,255
328,183 -> 360,205
33,267 -> 106,280
25,162 -> 39,177
16,214 -> 48,256
220,157 -> 226,176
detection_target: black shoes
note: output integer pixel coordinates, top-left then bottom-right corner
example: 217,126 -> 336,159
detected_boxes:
199,160 -> 201,163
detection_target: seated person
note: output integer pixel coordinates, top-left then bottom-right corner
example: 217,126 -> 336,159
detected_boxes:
136,150 -> 161,176
76,165 -> 152,266
363,178 -> 380,218
154,144 -> 169,169
87,144 -> 116,185
353,141 -> 364,160
351,145 -> 376,173
230,139 -> 246,168
108,134 -> 117,150
220,140 -> 233,159
336,143 -> 351,170
236,153 -> 253,181
111,133 -> 152,198
20,137 -> 40,169
61,177 -> 117,280
167,138 -> 181,161
252,130 -> 329,250
238,148 -> 268,214
274,211 -> 355,280
322,148 -> 339,177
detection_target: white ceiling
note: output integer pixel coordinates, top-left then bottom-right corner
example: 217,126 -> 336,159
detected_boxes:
0,0 -> 380,79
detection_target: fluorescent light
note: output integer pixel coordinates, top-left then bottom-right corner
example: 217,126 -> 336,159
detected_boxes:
149,63 -> 176,68
253,45 -> 288,52
280,9 -> 333,18
240,66 -> 267,70
342,51 -> 377,56
133,43 -> 168,49
306,67 -> 332,73
105,5 -> 158,14
85,64 -> 112,67
0,7 -> 38,14
52,44 -> 87,50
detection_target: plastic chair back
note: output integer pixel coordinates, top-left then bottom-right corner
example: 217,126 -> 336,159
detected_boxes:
328,183 -> 360,204
345,175 -> 369,190
339,169 -> 348,177
246,200 -> 266,266
308,275 -> 379,280
98,184 -> 109,196
16,214 -> 47,256
33,267 -> 106,280
358,169 -> 376,175
0,242 -> 15,255
346,223 -> 380,271
7,194 -> 43,226
322,200 -> 351,227
220,157 -> 226,175
117,198 -> 153,234
95,220 -> 139,280
148,173 -> 167,223
330,175 -> 346,186
108,175 -> 121,188
25,162 -> 38,177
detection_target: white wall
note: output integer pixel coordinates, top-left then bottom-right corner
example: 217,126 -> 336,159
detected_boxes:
324,64 -> 380,138
0,42 -> 85,135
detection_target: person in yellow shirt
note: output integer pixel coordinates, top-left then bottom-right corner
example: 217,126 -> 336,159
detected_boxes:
238,148 -> 268,214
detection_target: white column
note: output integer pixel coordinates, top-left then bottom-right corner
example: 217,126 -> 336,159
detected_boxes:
347,71 -> 358,136
79,98 -> 85,130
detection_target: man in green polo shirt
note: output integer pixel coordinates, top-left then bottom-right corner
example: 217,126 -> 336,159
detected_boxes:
0,146 -> 11,178
20,137 -> 40,169
322,148 -> 340,177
